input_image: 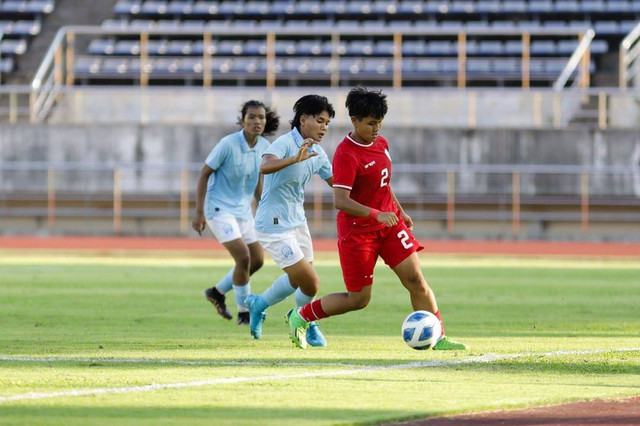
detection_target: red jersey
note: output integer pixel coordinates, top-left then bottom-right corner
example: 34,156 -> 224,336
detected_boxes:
332,133 -> 398,234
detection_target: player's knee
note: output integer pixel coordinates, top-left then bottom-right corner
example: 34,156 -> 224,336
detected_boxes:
249,257 -> 264,274
234,254 -> 251,271
348,293 -> 370,310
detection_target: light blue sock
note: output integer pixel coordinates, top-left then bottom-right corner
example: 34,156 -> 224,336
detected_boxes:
215,268 -> 234,294
295,288 -> 314,307
261,274 -> 295,308
233,283 -> 251,312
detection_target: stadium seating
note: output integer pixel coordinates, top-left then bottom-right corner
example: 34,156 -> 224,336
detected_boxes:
0,0 -> 54,76
65,0 -> 640,86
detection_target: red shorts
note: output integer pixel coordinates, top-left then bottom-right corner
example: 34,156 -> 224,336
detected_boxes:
337,220 -> 423,292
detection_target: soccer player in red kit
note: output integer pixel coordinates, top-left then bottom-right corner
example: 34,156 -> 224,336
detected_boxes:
286,86 -> 467,350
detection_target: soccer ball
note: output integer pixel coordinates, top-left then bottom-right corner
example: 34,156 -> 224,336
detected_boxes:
401,310 -> 442,350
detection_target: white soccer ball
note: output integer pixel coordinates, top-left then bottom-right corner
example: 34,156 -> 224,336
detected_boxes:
401,310 -> 442,350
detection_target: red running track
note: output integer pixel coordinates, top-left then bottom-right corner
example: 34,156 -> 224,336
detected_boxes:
1,236 -> 640,257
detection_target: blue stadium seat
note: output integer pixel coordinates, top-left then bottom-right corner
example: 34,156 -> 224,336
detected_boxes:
491,21 -> 516,29
271,0 -> 295,15
88,39 -> 115,55
465,21 -> 490,30
632,0 -> 640,12
606,1 -> 631,12
387,20 -> 416,30
141,1 -> 169,16
114,40 -> 140,55
244,1 -> 269,16
166,1 -> 194,16
410,58 -> 440,74
113,0 -> 141,15
322,1 -> 347,15
467,58 -> 491,74
475,1 -> 501,14
504,40 -> 523,55
530,40 -> 557,55
594,21 -> 620,34
362,58 -> 392,76
192,1 -> 219,16
374,40 -> 396,56
321,39 -> 347,55
397,1 -> 423,14
492,58 -> 520,74
346,39 -> 374,56
0,57 -> 15,73
101,19 -> 128,29
243,39 -> 266,56
0,38 -> 27,55
426,40 -> 456,56
345,1 -> 372,15
73,57 -> 101,75
502,1 -> 527,13
275,39 -> 297,55
361,20 -> 387,30
439,58 -> 458,74
528,1 -> 553,13
294,1 -> 321,15
402,39 -> 427,56
296,40 -> 323,56
582,1 -> 606,12
555,1 -> 580,13
216,40 -> 243,55
371,0 -> 396,14
166,40 -> 193,55
478,40 -> 504,56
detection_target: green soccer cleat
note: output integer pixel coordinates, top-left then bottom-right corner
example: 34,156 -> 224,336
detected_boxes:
285,308 -> 309,349
433,336 -> 468,351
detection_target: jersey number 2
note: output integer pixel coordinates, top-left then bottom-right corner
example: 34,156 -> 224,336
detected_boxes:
397,230 -> 414,249
380,168 -> 389,187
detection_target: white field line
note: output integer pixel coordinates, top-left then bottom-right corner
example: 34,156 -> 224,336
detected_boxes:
0,347 -> 638,404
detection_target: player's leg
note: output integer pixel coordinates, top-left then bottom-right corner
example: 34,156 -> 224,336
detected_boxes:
384,225 -> 467,350
204,215 -> 248,321
248,227 -> 316,340
222,238 -> 253,324
289,230 -> 378,348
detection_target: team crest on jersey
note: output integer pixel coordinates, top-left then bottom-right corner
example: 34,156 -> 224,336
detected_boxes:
280,244 -> 294,259
223,223 -> 233,235
384,149 -> 391,160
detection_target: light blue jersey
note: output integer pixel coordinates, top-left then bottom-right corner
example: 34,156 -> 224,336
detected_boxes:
255,128 -> 332,233
204,130 -> 270,220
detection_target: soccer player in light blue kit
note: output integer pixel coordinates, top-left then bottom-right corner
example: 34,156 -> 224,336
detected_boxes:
193,100 -> 280,325
246,94 -> 334,346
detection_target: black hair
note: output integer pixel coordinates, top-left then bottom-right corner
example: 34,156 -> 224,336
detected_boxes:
345,86 -> 388,120
238,100 -> 280,136
289,94 -> 335,130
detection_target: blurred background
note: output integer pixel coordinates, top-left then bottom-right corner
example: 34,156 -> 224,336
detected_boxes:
0,0 -> 639,240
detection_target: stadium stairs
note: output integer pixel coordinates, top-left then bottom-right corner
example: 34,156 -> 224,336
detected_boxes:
4,0 -> 119,84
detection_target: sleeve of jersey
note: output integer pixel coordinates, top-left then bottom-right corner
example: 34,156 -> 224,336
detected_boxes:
317,149 -> 333,180
332,151 -> 356,191
205,141 -> 229,170
264,137 -> 288,159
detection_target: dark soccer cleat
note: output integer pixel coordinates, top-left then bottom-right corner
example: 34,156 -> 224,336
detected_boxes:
236,311 -> 250,325
204,287 -> 233,320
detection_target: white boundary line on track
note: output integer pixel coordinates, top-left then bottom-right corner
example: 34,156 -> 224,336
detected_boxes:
1,347 -> 638,404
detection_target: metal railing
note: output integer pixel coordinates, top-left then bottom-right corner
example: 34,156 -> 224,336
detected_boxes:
1,162 -> 638,238
619,21 -> 640,89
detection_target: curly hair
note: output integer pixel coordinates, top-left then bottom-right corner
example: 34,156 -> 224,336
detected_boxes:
238,100 -> 280,136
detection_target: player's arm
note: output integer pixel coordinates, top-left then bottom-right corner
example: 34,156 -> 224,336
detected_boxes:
324,176 -> 333,187
391,189 -> 413,230
192,164 -> 214,236
252,174 -> 263,214
333,187 -> 398,227
260,139 -> 318,174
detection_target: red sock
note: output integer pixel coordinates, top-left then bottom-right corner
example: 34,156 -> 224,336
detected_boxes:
299,299 -> 329,322
434,310 -> 445,336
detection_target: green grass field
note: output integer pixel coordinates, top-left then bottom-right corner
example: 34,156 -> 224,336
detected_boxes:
1,251 -> 639,425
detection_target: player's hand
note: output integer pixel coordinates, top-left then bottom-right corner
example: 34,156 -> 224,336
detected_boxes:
376,211 -> 399,227
293,139 -> 318,163
400,211 -> 413,230
192,212 -> 206,236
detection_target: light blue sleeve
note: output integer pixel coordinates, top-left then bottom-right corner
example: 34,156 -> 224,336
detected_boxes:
317,149 -> 333,180
205,140 -> 230,170
264,136 -> 290,159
